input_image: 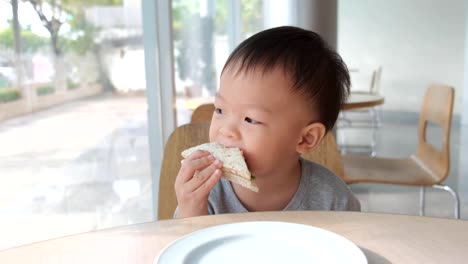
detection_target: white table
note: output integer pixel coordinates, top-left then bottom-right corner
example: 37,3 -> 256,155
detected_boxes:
1,211 -> 467,264
343,92 -> 385,110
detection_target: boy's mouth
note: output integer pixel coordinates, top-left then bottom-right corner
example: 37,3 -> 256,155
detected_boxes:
214,141 -> 245,158
214,141 -> 241,151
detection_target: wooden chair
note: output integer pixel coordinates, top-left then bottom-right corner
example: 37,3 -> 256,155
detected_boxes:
302,133 -> 345,180
191,103 -> 215,123
342,84 -> 459,219
158,122 -> 210,220
369,66 -> 383,95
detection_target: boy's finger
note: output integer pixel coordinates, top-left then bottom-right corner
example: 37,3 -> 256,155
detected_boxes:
177,155 -> 215,183
186,159 -> 222,191
194,168 -> 222,195
184,150 -> 210,160
189,155 -> 216,170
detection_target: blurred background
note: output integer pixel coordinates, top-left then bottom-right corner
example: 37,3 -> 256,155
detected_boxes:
0,0 -> 467,250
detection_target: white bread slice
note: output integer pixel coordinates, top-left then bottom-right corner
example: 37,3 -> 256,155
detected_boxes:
181,142 -> 259,192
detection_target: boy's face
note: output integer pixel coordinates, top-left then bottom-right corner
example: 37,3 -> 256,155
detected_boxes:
209,66 -> 316,177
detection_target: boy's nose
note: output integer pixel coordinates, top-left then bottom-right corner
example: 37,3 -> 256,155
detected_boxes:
219,126 -> 238,139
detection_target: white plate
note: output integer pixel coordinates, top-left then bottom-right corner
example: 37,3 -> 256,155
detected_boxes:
155,221 -> 367,264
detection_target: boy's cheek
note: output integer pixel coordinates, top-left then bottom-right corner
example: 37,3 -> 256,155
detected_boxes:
208,124 -> 217,142
242,145 -> 263,172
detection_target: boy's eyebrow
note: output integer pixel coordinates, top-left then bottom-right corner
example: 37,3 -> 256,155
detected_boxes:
215,93 -> 272,114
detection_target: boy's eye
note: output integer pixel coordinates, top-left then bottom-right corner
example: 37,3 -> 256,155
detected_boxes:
214,108 -> 223,114
244,117 -> 260,124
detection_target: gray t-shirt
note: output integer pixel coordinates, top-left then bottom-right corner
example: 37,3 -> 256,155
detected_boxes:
207,158 -> 360,214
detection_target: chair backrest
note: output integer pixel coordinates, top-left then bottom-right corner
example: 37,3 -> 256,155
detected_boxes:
414,84 -> 454,183
158,122 -> 210,220
191,103 -> 215,123
302,133 -> 345,181
369,66 -> 383,94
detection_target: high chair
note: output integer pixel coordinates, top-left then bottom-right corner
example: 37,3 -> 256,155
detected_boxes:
158,122 -> 210,220
191,103 -> 215,123
301,133 -> 345,180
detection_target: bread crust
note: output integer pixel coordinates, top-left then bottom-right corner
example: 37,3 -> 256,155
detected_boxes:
223,171 -> 259,193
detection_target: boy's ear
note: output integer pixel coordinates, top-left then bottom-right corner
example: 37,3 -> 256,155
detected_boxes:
296,122 -> 326,155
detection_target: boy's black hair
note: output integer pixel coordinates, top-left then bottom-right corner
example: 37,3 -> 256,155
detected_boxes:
222,26 -> 350,132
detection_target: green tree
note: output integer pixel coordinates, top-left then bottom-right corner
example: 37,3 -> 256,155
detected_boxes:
61,12 -> 97,55
11,0 -> 21,55
173,1 -> 217,93
172,0 -> 262,94
173,0 -> 263,38
10,0 -> 23,91
172,0 -> 200,40
24,0 -> 67,56
23,0 -> 123,57
240,0 -> 263,38
0,26 -> 48,52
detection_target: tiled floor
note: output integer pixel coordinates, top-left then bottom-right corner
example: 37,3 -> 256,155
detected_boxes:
0,94 -> 466,250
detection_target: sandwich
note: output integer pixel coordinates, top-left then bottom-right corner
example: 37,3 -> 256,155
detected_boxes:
181,142 -> 259,192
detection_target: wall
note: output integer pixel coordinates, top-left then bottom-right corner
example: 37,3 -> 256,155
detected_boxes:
464,1 -> 468,125
338,0 -> 465,115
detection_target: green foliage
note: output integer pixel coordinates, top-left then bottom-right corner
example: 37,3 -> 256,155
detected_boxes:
173,0 -> 262,93
65,0 -> 123,5
0,88 -> 21,103
214,0 -> 227,34
0,27 -> 48,52
175,13 -> 216,92
36,85 -> 55,96
16,0 -> 123,55
22,31 -> 48,51
172,0 -> 222,93
62,12 -> 98,55
240,0 -> 263,37
67,78 -> 79,90
60,0 -> 123,54
172,0 -> 200,40
172,0 -> 262,37
172,0 -> 229,36
0,28 -> 15,49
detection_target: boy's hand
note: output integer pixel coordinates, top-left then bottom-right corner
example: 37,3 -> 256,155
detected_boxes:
175,150 -> 223,218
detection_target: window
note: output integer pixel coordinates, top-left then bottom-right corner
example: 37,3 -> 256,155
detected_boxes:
0,0 -> 151,249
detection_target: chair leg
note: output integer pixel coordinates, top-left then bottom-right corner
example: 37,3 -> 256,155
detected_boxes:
432,184 -> 460,219
370,108 -> 378,157
419,187 -> 425,216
